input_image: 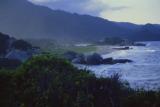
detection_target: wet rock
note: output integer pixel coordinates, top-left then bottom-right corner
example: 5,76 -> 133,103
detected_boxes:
134,43 -> 146,46
85,53 -> 103,65
5,50 -> 31,62
63,51 -> 78,61
72,54 -> 85,64
64,51 -> 133,65
113,46 -> 131,50
102,57 -> 114,64
113,59 -> 133,64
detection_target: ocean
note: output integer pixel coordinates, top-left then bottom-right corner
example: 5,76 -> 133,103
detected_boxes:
78,42 -> 160,90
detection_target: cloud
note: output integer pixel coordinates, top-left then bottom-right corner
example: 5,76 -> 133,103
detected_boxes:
29,0 -> 128,16
30,0 -> 54,3
28,0 -> 160,24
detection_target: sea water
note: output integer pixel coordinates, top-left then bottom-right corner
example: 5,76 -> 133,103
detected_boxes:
78,42 -> 160,90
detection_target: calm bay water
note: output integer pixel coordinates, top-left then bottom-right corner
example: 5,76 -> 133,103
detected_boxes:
78,42 -> 160,90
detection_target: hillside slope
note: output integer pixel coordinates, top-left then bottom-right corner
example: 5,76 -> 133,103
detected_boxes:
0,0 -> 159,42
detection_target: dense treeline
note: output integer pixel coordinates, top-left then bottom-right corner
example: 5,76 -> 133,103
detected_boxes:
11,40 -> 32,51
0,55 -> 160,107
0,33 -> 10,55
0,32 -> 33,55
96,37 -> 134,46
0,32 -> 40,69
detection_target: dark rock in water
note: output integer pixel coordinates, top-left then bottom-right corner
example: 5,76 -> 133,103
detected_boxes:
0,58 -> 22,69
63,51 -> 86,64
63,51 -> 78,61
85,53 -> 103,65
102,57 -> 114,64
72,58 -> 81,64
72,54 -> 85,64
134,43 -> 146,46
113,46 -> 131,50
63,51 -> 133,65
103,57 -> 132,64
113,59 -> 133,64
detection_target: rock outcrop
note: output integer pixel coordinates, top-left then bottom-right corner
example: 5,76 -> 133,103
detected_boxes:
85,53 -> 103,65
63,51 -> 78,61
63,51 -> 133,65
0,32 -> 41,68
72,54 -> 85,64
5,50 -> 31,62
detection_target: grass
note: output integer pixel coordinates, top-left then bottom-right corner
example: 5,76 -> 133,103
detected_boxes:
61,45 -> 96,53
26,38 -> 97,54
45,45 -> 97,56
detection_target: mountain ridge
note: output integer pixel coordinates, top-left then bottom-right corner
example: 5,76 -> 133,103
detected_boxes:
0,0 -> 159,42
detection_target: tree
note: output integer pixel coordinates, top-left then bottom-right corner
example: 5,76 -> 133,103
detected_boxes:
0,33 -> 9,55
12,40 -> 32,51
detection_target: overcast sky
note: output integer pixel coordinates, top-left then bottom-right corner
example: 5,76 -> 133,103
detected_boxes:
28,0 -> 160,24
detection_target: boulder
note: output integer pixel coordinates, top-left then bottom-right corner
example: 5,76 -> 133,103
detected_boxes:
134,43 -> 146,46
85,53 -> 103,65
102,57 -> 114,64
113,46 -> 131,50
63,51 -> 133,65
63,51 -> 78,61
5,50 -> 31,62
72,54 -> 85,64
113,59 -> 133,64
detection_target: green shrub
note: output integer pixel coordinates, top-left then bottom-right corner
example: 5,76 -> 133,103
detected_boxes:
0,54 -> 160,107
0,58 -> 22,69
123,90 -> 160,107
0,70 -> 15,107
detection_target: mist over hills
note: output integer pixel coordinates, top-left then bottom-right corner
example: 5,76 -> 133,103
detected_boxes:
0,0 -> 160,42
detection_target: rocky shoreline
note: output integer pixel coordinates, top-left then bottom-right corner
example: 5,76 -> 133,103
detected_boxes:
63,51 -> 133,65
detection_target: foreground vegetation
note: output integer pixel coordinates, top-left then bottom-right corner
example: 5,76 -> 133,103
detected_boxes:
0,55 -> 160,107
